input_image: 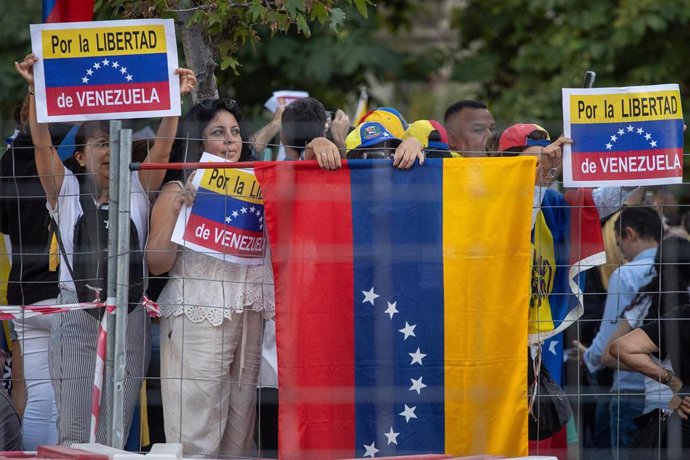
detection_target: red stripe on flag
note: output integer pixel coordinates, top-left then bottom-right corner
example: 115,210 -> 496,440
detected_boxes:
45,82 -> 171,116
183,213 -> 265,257
255,162 -> 355,459
571,149 -> 683,180
46,0 -> 94,23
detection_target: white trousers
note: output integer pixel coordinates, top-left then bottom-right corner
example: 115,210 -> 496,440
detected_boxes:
14,302 -> 57,450
160,310 -> 263,457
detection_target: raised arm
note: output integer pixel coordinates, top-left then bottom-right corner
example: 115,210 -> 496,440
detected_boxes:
14,54 -> 64,208
138,68 -> 197,195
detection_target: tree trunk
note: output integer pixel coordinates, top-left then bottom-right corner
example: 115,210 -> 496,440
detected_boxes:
177,10 -> 218,104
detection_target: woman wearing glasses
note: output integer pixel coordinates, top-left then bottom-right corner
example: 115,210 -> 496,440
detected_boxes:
146,98 -> 274,457
14,54 -> 196,445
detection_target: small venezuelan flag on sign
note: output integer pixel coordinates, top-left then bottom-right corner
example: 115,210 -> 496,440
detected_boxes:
30,19 -> 180,122
255,158 -> 536,459
563,84 -> 684,187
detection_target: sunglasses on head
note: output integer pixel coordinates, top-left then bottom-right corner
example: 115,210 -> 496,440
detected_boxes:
199,98 -> 239,112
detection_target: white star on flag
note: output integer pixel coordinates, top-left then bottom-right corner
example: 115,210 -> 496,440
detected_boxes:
241,207 -> 247,213
398,322 -> 416,340
82,76 -> 89,84
617,129 -> 625,136
650,140 -> 657,147
637,128 -> 644,134
610,135 -> 617,142
93,62 -> 100,69
86,69 -> 93,76
126,74 -> 133,81
112,62 -> 119,69
409,376 -> 427,395
102,58 -> 110,66
232,211 -> 239,218
409,347 -> 427,365
384,427 -> 399,445
225,216 -> 232,223
605,143 -> 613,150
644,133 -> 652,140
627,125 -> 634,132
399,404 -> 417,423
120,67 -> 127,74
363,441 -> 379,458
250,206 -> 256,213
549,340 -> 558,355
384,301 -> 398,319
362,287 -> 379,305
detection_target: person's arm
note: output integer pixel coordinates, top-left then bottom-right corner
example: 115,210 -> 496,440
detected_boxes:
602,320 -> 633,369
138,68 -> 197,195
145,181 -> 186,275
329,109 -> 350,155
10,339 -> 25,420
579,269 -> 632,373
250,104 -> 285,154
14,54 -> 64,208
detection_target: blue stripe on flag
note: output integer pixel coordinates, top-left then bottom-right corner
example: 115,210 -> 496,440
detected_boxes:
43,53 -> 169,87
192,189 -> 264,233
350,159 -> 445,456
571,119 -> 683,153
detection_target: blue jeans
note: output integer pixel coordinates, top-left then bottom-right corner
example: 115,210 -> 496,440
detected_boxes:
609,393 -> 645,459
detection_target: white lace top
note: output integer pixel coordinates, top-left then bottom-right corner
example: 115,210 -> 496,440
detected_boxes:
157,246 -> 275,326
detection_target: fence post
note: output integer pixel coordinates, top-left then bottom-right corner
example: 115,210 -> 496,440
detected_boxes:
112,128 -> 133,448
105,120 -> 122,445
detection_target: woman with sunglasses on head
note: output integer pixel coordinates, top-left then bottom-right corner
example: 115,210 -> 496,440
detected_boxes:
14,54 -> 196,444
146,98 -> 274,457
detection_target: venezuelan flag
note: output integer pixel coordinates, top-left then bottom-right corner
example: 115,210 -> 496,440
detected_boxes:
31,19 -> 176,121
43,0 -> 94,23
255,158 -> 535,459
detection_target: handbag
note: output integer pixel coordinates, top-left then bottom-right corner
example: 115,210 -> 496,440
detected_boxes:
629,408 -> 671,459
528,349 -> 573,440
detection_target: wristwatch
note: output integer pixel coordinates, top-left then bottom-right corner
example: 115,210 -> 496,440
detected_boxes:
661,368 -> 675,385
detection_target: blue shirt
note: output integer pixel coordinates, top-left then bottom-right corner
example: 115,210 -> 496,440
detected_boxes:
584,247 -> 656,392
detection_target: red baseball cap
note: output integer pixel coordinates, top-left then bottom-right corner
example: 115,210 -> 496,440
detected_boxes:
498,123 -> 551,151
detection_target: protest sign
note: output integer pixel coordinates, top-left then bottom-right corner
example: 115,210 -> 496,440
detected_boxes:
563,84 -> 683,187
30,18 -> 180,122
171,153 -> 266,265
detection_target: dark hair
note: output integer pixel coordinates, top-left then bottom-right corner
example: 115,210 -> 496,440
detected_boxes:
501,129 -> 549,156
281,97 -> 327,149
614,206 -> 663,243
626,236 -> 690,319
443,100 -> 488,125
63,120 -> 110,187
165,98 -> 256,183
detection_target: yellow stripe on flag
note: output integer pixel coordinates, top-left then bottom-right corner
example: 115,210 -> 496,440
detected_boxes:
443,157 -> 534,456
199,168 -> 264,204
568,90 -> 682,123
42,25 -> 167,59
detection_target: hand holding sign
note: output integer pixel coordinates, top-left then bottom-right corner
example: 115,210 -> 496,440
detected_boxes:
14,54 -> 38,88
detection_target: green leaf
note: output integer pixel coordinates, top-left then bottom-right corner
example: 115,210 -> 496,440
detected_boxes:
353,0 -> 369,18
248,2 -> 266,22
284,0 -> 303,19
311,3 -> 329,24
296,14 -> 311,37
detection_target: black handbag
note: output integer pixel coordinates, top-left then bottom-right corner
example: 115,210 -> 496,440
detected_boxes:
629,408 -> 673,459
528,350 -> 573,440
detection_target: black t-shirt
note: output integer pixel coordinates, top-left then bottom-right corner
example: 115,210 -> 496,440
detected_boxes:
0,129 -> 61,305
640,303 -> 690,390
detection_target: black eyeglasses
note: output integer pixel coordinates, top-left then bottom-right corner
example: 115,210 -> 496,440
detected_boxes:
348,148 -> 397,160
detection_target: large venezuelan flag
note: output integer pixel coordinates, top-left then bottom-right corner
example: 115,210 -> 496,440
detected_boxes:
255,158 -> 536,459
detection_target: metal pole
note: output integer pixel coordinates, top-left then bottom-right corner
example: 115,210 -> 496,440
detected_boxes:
112,128 -> 133,448
105,120 -> 122,445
